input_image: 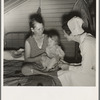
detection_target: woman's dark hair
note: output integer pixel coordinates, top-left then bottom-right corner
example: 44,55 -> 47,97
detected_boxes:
62,11 -> 82,35
29,13 -> 44,28
29,13 -> 44,36
62,22 -> 71,35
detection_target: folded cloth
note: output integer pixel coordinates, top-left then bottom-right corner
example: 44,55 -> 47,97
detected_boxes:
11,50 -> 24,58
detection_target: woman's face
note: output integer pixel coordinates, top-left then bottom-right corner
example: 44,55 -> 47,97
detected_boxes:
63,30 -> 72,41
31,21 -> 44,36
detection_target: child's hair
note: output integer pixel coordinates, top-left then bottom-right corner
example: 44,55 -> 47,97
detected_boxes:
48,29 -> 60,45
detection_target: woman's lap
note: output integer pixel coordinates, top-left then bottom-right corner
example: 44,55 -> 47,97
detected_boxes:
57,69 -> 95,86
21,64 -> 34,75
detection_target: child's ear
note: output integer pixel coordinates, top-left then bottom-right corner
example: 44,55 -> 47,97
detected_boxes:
31,27 -> 34,32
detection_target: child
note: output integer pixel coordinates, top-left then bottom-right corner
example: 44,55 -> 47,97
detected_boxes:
41,30 -> 69,71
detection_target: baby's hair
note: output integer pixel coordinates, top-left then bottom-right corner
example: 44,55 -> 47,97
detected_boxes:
48,29 -> 60,45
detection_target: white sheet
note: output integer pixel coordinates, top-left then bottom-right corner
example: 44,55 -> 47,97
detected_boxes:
58,65 -> 96,86
4,49 -> 24,60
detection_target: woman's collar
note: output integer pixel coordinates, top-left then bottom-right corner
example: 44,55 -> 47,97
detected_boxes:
80,32 -> 87,44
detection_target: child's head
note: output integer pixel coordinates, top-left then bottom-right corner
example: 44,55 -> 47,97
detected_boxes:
47,29 -> 60,46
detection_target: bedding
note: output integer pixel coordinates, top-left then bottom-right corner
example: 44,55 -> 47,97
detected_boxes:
4,49 -> 24,60
4,32 -> 61,86
4,60 -> 61,86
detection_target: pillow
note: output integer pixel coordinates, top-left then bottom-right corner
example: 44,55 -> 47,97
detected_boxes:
4,49 -> 24,60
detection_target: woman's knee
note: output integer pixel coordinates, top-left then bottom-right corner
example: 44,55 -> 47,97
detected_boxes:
21,64 -> 33,75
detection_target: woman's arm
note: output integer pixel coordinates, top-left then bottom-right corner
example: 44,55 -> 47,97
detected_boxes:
25,40 -> 43,62
81,41 -> 96,71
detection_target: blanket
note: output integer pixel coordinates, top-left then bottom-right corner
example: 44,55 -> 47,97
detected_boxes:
4,60 -> 61,86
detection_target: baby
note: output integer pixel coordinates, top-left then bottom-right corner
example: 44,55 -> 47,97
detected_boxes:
41,30 -> 69,71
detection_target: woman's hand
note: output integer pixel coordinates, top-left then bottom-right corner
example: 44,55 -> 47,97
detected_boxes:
59,63 -> 69,70
58,60 -> 69,70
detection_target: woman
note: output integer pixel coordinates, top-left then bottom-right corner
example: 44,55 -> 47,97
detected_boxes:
58,16 -> 96,86
22,14 -> 48,75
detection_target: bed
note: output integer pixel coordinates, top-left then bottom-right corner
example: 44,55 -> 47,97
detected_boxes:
4,32 -> 61,86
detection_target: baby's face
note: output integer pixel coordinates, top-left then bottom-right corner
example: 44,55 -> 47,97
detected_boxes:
48,37 -> 56,46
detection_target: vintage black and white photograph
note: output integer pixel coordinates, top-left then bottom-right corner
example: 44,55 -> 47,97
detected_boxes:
3,0 -> 97,87
2,0 -> 99,100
